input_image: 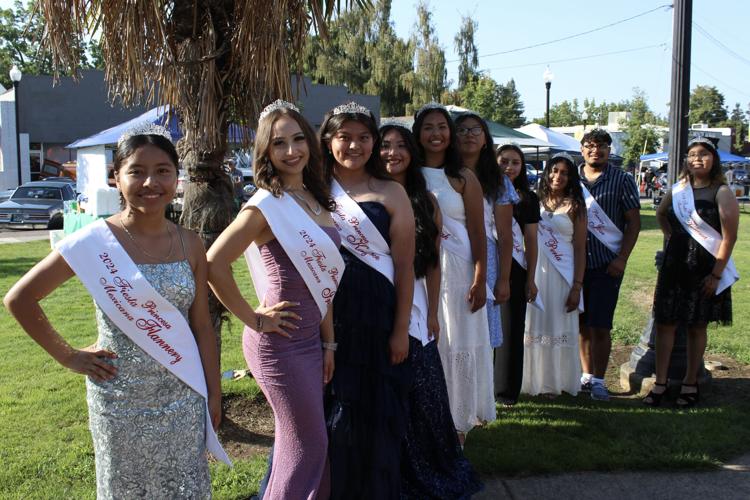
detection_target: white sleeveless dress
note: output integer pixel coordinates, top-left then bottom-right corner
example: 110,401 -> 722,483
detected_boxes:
422,167 -> 496,432
521,210 -> 581,396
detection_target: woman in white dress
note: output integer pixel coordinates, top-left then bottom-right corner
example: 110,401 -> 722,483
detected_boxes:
522,153 -> 587,397
412,103 -> 495,443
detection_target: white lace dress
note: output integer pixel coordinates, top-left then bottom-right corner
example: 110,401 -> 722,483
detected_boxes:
422,167 -> 496,433
521,210 -> 581,396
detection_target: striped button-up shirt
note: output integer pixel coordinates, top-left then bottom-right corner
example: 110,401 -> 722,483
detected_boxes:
580,163 -> 641,269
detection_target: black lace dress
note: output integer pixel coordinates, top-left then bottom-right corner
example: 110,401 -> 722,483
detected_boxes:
653,184 -> 732,325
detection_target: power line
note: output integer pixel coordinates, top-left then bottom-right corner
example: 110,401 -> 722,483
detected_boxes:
447,3 -> 673,63
477,43 -> 667,72
694,22 -> 750,69
691,62 -> 750,99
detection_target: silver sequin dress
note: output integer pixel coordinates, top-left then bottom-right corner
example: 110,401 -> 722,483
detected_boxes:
86,260 -> 211,499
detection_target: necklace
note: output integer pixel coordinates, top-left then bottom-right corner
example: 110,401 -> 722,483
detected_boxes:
287,188 -> 322,216
119,214 -> 174,262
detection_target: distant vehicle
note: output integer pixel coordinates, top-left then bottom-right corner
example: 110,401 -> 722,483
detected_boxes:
526,164 -> 540,188
0,189 -> 14,203
0,180 -> 76,229
733,168 -> 748,185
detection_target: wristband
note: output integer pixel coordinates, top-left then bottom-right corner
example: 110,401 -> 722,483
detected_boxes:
256,314 -> 264,331
322,341 -> 338,351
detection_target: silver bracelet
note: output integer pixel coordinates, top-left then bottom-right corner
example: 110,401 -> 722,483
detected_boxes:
322,341 -> 338,351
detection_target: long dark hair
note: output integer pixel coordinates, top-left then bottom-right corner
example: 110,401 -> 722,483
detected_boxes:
497,143 -> 530,196
456,112 -> 506,201
319,108 -> 390,184
253,106 -> 335,211
538,155 -> 585,216
412,106 -> 463,180
380,124 -> 439,278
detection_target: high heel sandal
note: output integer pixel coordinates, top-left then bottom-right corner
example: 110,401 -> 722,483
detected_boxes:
642,382 -> 668,407
675,383 -> 700,409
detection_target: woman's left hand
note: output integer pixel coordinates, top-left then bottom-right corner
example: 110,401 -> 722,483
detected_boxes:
208,393 -> 222,431
565,286 -> 581,313
494,279 -> 510,305
323,349 -> 335,384
389,331 -> 409,365
468,281 -> 487,312
702,274 -> 719,298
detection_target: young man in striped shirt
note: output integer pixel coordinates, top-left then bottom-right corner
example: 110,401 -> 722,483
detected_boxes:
578,129 -> 641,401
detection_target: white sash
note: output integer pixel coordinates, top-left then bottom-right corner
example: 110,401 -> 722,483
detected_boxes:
409,278 -> 431,346
537,212 -> 583,312
671,181 -> 739,294
242,190 -> 345,317
511,217 -> 545,311
484,198 -> 497,242
56,219 -> 231,465
330,180 -> 394,283
581,183 -> 623,255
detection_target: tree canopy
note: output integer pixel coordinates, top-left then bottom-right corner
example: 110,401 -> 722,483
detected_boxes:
689,85 -> 728,126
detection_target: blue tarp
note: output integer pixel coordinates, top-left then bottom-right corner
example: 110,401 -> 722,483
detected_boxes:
67,106 -> 252,148
640,150 -> 750,164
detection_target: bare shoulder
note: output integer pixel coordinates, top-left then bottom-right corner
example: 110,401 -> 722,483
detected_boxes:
175,224 -> 206,259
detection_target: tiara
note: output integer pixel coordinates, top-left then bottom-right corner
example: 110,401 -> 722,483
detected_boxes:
415,102 -> 446,120
259,99 -> 299,121
550,152 -> 575,165
688,135 -> 718,151
118,122 -> 172,147
332,101 -> 371,116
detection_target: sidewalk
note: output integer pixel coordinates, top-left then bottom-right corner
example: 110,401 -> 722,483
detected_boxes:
476,453 -> 750,499
0,229 -> 49,245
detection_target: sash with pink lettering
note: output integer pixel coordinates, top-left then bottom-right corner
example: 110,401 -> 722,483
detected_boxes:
330,179 -> 395,282
56,219 -> 231,465
671,181 -> 739,294
537,212 -> 584,312
243,189 -> 345,317
581,183 -> 623,255
511,218 -> 545,311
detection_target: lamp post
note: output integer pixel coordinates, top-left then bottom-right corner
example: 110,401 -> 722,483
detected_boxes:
9,65 -> 22,186
582,110 -> 589,131
543,66 -> 554,128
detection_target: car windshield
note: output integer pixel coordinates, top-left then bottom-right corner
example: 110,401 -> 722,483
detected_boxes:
12,187 -> 62,200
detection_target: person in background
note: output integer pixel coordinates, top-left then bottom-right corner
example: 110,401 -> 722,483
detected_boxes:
578,129 -> 641,401
494,143 -> 540,407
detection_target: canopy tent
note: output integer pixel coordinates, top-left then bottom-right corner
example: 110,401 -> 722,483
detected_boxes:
640,150 -> 750,164
67,105 -> 252,148
517,123 -> 582,153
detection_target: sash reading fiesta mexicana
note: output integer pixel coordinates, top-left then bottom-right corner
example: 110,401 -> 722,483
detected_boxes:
581,183 -> 622,255
671,181 -> 739,295
243,189 -> 345,318
330,180 -> 430,345
56,219 -> 231,466
537,210 -> 584,312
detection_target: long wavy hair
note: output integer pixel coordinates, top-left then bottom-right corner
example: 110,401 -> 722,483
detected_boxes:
412,107 -> 463,180
380,124 -> 439,278
680,141 -> 726,186
253,106 -> 335,211
319,109 -> 390,184
538,155 -> 585,217
497,143 -> 529,196
456,112 -> 506,202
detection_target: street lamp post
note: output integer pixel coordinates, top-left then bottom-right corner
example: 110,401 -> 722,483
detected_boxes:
9,65 -> 23,186
543,66 -> 554,128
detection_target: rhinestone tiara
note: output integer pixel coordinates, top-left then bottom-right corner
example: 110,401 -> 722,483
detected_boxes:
118,122 -> 172,147
688,135 -> 718,152
550,152 -> 575,165
259,99 -> 300,121
415,102 -> 446,120
332,101 -> 371,116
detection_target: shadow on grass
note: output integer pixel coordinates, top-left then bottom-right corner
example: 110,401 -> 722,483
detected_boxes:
464,387 -> 750,477
0,255 -> 41,278
640,211 -> 660,231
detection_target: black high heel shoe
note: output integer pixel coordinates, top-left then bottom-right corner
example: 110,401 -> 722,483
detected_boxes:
642,382 -> 668,407
675,383 -> 700,409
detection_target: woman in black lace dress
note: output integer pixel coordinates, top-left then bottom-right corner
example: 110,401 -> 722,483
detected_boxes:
645,137 -> 739,408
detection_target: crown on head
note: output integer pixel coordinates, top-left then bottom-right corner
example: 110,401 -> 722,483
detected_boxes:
332,101 -> 371,116
259,99 -> 300,121
118,122 -> 172,147
688,135 -> 718,152
550,152 -> 575,165
415,102 -> 446,120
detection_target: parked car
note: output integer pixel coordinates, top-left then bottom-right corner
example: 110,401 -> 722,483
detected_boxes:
733,168 -> 748,185
526,164 -> 540,188
0,189 -> 14,203
0,181 -> 76,229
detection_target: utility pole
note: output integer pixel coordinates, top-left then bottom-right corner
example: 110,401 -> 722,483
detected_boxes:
667,0 -> 692,184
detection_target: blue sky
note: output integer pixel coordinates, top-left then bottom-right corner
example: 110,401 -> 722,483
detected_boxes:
3,0 -> 748,123
390,0 -> 750,121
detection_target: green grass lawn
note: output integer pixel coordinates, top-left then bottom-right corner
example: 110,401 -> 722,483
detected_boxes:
1,208 -> 749,497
